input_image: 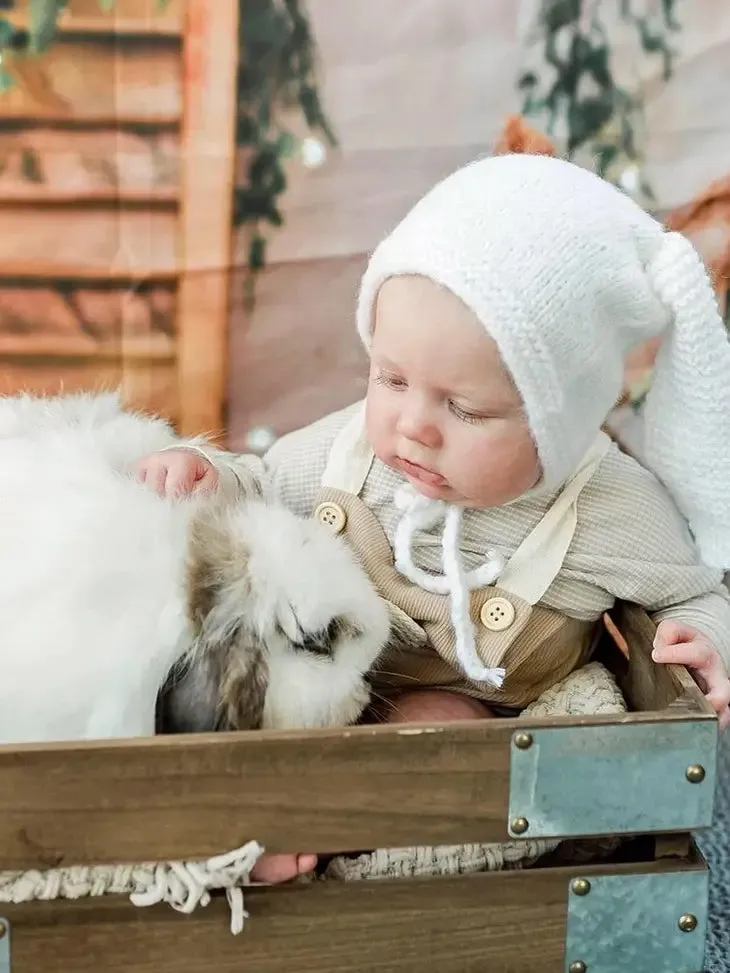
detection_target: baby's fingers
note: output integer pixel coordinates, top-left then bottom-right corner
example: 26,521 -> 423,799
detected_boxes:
655,642 -> 730,729
136,457 -> 169,496
651,640 -> 714,671
166,463 -> 199,497
191,465 -> 219,495
706,680 -> 730,728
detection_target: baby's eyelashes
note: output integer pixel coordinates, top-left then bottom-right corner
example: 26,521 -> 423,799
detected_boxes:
373,370 -> 407,390
448,402 -> 489,424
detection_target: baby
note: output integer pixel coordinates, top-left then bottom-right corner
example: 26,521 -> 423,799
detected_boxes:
138,153 -> 730,883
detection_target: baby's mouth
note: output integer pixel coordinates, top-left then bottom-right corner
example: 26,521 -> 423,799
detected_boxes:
396,457 -> 447,487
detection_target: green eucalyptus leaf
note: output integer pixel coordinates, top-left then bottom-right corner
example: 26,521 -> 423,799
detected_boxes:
28,0 -> 64,52
541,0 -> 582,33
0,18 -> 16,49
249,233 -> 266,271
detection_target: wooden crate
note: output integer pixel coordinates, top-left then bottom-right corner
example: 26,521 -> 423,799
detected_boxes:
0,0 -> 238,439
0,604 -> 718,971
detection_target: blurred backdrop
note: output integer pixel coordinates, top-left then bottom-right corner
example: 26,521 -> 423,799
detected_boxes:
0,0 -> 727,451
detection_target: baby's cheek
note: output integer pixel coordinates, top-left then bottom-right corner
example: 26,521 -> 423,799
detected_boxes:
459,428 -> 539,504
364,397 -> 391,456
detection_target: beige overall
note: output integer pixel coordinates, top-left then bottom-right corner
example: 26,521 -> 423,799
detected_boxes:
311,408 -> 613,709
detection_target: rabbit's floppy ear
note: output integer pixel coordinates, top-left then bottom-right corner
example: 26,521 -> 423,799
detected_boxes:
185,497 -> 250,630
166,499 -> 270,733
214,637 -> 268,731
155,651 -> 222,734
156,628 -> 269,734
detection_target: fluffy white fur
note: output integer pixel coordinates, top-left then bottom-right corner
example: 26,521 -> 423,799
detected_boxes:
0,392 -> 390,744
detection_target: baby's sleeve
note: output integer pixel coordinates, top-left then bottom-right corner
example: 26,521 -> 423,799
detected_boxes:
564,446 -> 730,665
170,435 -> 269,502
183,402 -> 361,516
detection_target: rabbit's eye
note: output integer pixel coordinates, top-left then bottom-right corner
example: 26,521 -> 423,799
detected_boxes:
298,628 -> 334,657
296,616 -> 364,658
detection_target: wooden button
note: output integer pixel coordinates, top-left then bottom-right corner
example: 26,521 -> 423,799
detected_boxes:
480,596 -> 516,632
314,501 -> 347,534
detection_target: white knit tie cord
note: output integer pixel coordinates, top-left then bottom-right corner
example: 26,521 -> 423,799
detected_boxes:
393,485 -> 506,687
0,841 -> 265,935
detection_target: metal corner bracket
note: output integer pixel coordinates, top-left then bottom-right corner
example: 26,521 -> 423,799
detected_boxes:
508,719 -> 717,839
0,917 -> 10,973
565,869 -> 709,973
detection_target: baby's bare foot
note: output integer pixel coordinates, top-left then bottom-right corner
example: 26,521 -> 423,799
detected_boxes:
251,853 -> 318,884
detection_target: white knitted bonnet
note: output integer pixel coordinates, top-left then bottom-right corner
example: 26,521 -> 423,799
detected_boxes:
356,153 -> 730,574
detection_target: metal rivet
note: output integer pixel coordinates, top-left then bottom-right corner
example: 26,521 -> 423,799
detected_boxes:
678,913 -> 698,933
571,878 -> 591,896
513,731 -> 533,750
686,764 -> 706,784
0,919 -> 6,939
569,962 -> 587,973
511,816 -> 529,835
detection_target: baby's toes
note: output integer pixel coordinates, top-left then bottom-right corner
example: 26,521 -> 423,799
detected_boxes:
251,853 -> 316,884
297,853 -> 318,875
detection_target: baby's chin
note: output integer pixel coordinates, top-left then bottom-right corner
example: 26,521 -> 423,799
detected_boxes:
400,470 -> 463,503
398,470 -> 502,508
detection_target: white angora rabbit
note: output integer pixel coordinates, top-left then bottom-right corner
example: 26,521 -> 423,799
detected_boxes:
0,392 -> 391,744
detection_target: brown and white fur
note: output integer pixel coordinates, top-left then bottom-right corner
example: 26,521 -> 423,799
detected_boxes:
0,392 -> 391,744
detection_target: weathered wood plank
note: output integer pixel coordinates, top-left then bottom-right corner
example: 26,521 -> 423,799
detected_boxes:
0,128 -> 179,202
610,603 -> 712,717
0,283 -> 176,356
0,721 -> 514,868
0,853 -> 707,973
0,358 -> 178,423
10,0 -> 183,35
0,700 -> 708,871
0,206 -> 177,279
0,39 -> 180,122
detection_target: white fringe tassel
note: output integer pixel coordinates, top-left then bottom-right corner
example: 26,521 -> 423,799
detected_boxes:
0,840 -> 265,935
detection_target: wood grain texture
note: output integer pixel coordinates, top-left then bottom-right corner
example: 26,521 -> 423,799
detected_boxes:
13,0 -> 183,33
612,603 -> 714,718
0,0 -> 238,429
0,721 -> 515,868
0,284 -> 175,354
0,128 -> 179,201
0,711 -> 708,869
0,206 -> 177,278
0,853 -> 707,973
176,0 -> 238,438
0,38 -> 180,122
0,357 -> 178,421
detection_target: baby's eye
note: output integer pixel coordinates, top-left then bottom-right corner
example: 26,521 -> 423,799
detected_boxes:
449,402 -> 487,424
374,371 -> 407,390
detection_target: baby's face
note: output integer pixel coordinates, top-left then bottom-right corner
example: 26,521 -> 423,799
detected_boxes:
366,275 -> 540,508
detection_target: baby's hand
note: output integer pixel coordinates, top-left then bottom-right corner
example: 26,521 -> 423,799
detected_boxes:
134,448 -> 219,498
652,620 -> 730,729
